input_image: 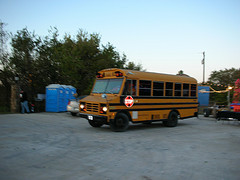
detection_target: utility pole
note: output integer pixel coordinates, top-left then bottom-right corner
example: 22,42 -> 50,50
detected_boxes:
227,85 -> 233,110
202,51 -> 205,84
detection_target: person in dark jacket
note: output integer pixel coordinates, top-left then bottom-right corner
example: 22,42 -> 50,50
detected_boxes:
20,90 -> 30,114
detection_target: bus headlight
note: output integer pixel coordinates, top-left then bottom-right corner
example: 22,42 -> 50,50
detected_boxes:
100,104 -> 107,114
102,106 -> 107,112
80,103 -> 86,111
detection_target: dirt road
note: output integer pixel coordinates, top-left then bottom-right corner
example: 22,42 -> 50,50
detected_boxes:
0,113 -> 239,180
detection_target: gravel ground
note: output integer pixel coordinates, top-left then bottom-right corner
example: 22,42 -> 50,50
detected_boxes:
0,113 -> 240,180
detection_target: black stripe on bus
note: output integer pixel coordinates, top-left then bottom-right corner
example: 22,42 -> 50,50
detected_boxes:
109,106 -> 197,112
120,96 -> 197,99
110,102 -> 198,106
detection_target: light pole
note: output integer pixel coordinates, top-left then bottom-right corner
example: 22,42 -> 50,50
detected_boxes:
202,51 -> 205,84
227,85 -> 233,110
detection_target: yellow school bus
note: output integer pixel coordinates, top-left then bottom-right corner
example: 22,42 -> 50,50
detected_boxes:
79,68 -> 198,131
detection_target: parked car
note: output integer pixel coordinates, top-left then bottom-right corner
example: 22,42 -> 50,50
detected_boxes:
67,99 -> 79,116
67,96 -> 86,116
203,105 -> 227,117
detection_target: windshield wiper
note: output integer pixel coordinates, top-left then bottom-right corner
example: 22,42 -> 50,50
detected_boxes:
105,90 -> 114,94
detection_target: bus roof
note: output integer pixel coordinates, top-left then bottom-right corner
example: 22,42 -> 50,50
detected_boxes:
98,68 -> 197,84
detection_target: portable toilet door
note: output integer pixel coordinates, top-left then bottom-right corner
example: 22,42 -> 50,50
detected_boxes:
58,85 -> 66,112
46,84 -> 63,112
67,85 -> 77,100
62,85 -> 70,111
198,86 -> 210,106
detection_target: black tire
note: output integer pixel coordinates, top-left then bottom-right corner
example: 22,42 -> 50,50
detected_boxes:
203,109 -> 210,117
163,111 -> 178,127
88,120 -> 103,127
110,113 -> 129,132
71,112 -> 77,116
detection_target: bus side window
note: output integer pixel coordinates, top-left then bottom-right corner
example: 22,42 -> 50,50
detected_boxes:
139,80 -> 151,96
132,80 -> 136,95
165,82 -> 173,96
183,84 -> 190,96
174,83 -> 182,96
153,81 -> 164,96
123,80 -> 136,95
191,84 -> 197,97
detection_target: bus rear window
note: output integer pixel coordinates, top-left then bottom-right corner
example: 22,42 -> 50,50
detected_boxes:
183,84 -> 189,96
191,84 -> 197,97
92,79 -> 123,94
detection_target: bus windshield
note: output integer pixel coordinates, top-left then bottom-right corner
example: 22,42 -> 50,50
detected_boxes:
92,79 -> 123,94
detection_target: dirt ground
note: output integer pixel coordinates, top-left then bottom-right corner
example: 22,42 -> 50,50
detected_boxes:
0,113 -> 240,180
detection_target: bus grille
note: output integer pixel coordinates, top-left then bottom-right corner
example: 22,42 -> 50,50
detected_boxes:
86,103 -> 99,113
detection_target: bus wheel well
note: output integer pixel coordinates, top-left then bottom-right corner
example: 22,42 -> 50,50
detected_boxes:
169,109 -> 180,119
115,110 -> 132,122
163,110 -> 179,127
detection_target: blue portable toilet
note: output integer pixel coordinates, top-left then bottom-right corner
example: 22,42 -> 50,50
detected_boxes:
62,85 -> 70,111
46,84 -> 65,112
198,86 -> 210,106
67,85 -> 77,100
59,85 -> 66,112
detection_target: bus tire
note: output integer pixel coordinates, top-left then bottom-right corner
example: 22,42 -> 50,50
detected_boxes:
163,111 -> 178,127
88,120 -> 103,127
110,113 -> 129,132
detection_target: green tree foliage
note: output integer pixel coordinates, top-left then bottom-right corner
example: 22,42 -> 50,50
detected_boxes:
4,26 -> 144,97
208,68 -> 240,86
125,61 -> 145,71
0,21 -> 12,87
10,28 -> 40,86
207,68 -> 240,105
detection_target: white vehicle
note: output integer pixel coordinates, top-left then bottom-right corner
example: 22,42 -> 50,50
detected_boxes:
67,99 -> 79,116
67,96 -> 86,116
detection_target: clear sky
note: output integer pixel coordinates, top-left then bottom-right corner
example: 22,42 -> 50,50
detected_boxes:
0,0 -> 239,82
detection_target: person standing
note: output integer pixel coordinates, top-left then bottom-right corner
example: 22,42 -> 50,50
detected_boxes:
20,90 -> 30,114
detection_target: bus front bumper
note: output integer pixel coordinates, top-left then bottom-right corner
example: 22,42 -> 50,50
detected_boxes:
79,113 -> 108,124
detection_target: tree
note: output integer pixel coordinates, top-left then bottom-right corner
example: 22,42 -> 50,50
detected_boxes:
124,61 -> 145,71
33,27 -> 61,92
0,21 -> 13,87
9,28 -> 42,98
0,21 -> 9,67
207,68 -> 240,105
177,70 -> 184,75
208,68 -> 240,86
6,26 -> 145,98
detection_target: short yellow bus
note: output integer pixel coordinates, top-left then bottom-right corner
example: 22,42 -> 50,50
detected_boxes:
79,68 -> 198,131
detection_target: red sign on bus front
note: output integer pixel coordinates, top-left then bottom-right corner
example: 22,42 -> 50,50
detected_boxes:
125,96 -> 134,108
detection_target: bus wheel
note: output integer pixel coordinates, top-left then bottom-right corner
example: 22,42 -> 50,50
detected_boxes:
163,111 -> 178,127
88,120 -> 103,127
110,113 -> 129,132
